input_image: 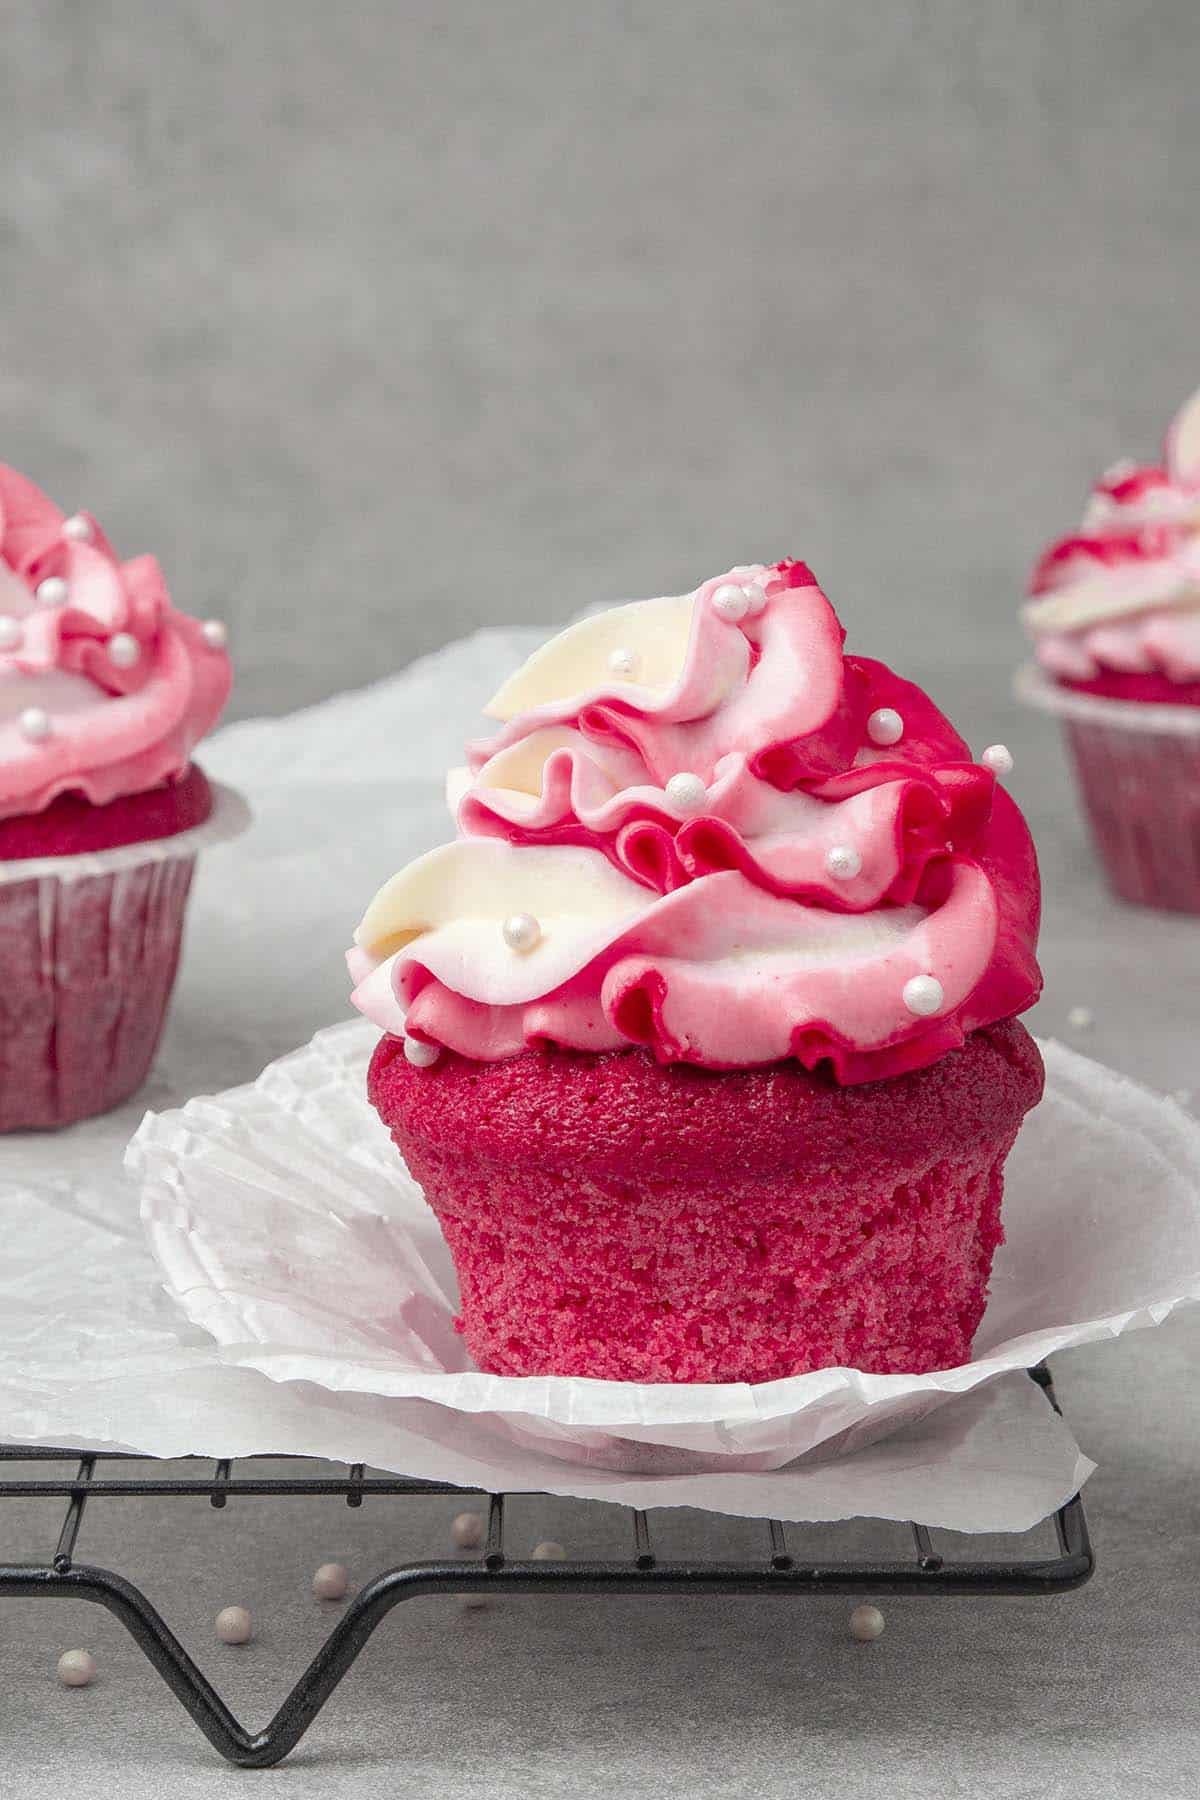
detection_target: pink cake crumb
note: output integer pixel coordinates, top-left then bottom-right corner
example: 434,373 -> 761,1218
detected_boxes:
368,1018 -> 1044,1384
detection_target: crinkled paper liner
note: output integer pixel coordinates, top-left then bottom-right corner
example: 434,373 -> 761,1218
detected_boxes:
130,1018 -> 1200,1481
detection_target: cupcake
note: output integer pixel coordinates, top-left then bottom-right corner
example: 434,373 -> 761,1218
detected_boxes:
0,464 -> 234,1130
1018,386 -> 1200,912
349,562 -> 1043,1383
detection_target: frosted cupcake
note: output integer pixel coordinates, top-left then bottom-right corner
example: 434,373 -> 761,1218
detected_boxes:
1018,386 -> 1200,911
350,562 -> 1043,1384
0,465 -> 235,1130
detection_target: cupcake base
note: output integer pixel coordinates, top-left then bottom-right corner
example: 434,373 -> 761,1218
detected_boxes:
368,1020 -> 1044,1384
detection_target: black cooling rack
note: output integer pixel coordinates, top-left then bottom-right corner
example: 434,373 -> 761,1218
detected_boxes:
0,1364 -> 1092,1769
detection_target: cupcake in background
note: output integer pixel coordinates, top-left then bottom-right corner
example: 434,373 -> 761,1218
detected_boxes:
1018,386 -> 1200,912
0,464 -> 237,1130
350,562 -> 1044,1385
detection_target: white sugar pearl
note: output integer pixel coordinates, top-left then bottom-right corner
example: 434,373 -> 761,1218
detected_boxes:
62,514 -> 93,542
741,582 -> 768,616
902,974 -> 945,1017
711,582 -> 750,623
215,1605 -> 254,1645
451,1510 -> 484,1549
607,646 -> 639,678
502,912 -> 541,953
312,1562 -> 350,1601
36,576 -> 69,608
981,744 -> 1013,777
107,632 -> 140,669
825,844 -> 863,881
57,1649 -> 97,1687
201,619 -> 228,650
867,708 -> 904,747
0,615 -> 21,650
849,1603 -> 885,1642
403,1034 -> 440,1067
19,707 -> 52,742
665,772 -> 707,814
532,1540 -> 566,1561
1067,1005 -> 1094,1033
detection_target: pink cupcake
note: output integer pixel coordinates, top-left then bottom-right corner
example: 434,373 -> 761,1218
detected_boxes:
0,465 -> 235,1131
350,562 -> 1044,1383
1018,386 -> 1200,911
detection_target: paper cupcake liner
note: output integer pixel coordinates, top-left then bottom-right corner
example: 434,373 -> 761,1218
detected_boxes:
1016,662 -> 1200,913
129,1018 -> 1200,1475
0,783 -> 250,1131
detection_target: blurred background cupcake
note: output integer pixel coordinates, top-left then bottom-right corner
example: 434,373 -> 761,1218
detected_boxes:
0,464 -> 241,1130
1017,387 -> 1200,914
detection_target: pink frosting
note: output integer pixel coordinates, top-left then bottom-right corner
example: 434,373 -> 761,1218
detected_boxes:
351,563 -> 1042,1085
0,466 -> 231,818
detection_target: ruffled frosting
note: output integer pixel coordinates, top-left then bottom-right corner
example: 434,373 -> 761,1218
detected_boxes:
0,466 -> 231,818
1024,388 -> 1200,683
350,562 -> 1041,1084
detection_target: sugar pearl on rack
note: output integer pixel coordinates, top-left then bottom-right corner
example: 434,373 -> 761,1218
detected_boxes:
502,912 -> 542,953
981,744 -> 1014,777
312,1562 -> 350,1601
57,1649 -> 97,1687
902,974 -> 945,1017
215,1605 -> 254,1645
607,646 -> 639,678
451,1510 -> 484,1549
19,707 -> 52,742
825,844 -> 863,881
62,514 -> 93,543
867,708 -> 904,747
0,616 -> 21,650
711,583 -> 751,623
849,1603 -> 885,1642
107,632 -> 140,670
665,772 -> 707,814
36,576 -> 69,608
201,619 -> 228,650
532,1540 -> 566,1561
403,1034 -> 441,1067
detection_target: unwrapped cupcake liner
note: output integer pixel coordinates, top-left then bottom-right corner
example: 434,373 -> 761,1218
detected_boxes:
1016,662 -> 1200,913
129,1017 -> 1200,1476
0,783 -> 250,1130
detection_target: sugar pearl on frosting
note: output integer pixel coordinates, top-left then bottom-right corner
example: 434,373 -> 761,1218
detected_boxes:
902,974 -> 944,1017
19,707 -> 52,742
711,583 -> 751,623
608,646 -> 639,678
981,744 -> 1013,777
0,615 -> 21,650
825,844 -> 863,881
403,1034 -> 441,1067
202,619 -> 228,650
502,912 -> 542,952
107,632 -> 141,669
867,708 -> 904,747
741,582 -> 768,616
62,514 -> 93,543
665,772 -> 707,813
36,576 -> 69,608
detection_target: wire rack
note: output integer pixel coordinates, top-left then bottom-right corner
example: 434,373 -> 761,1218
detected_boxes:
0,1364 -> 1092,1769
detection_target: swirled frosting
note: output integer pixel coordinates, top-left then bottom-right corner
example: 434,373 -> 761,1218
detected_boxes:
0,465 -> 231,819
349,562 -> 1041,1084
1025,387 -> 1200,688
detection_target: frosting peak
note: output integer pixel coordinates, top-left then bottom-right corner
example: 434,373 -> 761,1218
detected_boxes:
350,563 -> 1041,1085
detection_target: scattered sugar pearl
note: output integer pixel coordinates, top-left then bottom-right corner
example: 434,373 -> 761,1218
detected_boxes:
532,1540 -> 566,1561
215,1605 -> 254,1645
403,1034 -> 440,1068
711,582 -> 750,623
825,844 -> 862,881
451,1510 -> 484,1550
981,744 -> 1014,777
1067,1006 -> 1094,1033
458,1594 -> 491,1612
62,514 -> 93,543
607,646 -> 639,679
867,708 -> 904,747
19,707 -> 52,743
902,974 -> 945,1018
665,772 -> 707,814
312,1562 -> 350,1601
107,631 -> 140,669
201,619 -> 228,650
0,615 -> 21,651
57,1649 -> 97,1688
502,912 -> 541,953
849,1603 -> 885,1642
36,576 -> 69,608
